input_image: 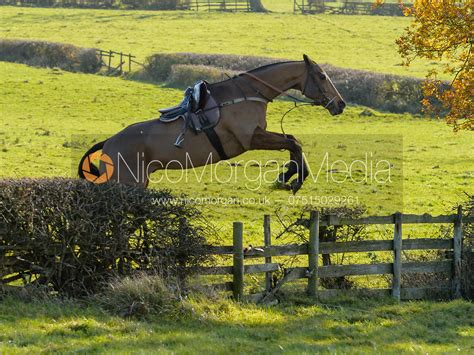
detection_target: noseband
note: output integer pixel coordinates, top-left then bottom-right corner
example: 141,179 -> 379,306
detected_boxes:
324,96 -> 338,109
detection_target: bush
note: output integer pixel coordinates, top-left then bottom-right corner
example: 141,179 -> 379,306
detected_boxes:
121,0 -> 186,10
168,64 -> 238,87
0,39 -> 101,73
0,0 -> 191,10
96,274 -> 185,318
324,64 -> 424,114
0,178 -> 213,296
144,53 -> 278,82
145,52 -> 425,114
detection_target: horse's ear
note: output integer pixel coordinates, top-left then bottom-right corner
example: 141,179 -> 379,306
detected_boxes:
303,54 -> 311,65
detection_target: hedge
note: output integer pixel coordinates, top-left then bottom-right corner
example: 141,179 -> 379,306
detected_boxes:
168,64 -> 238,87
0,39 -> 101,73
121,0 -> 189,10
0,178 -> 212,296
145,52 -> 426,114
145,53 -> 278,82
0,0 -> 190,10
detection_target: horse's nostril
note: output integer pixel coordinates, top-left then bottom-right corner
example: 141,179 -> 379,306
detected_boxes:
339,101 -> 346,109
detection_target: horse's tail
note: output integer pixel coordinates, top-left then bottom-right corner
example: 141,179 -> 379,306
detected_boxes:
78,139 -> 107,180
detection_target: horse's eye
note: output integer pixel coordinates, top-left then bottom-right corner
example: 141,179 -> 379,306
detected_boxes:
319,74 -> 326,80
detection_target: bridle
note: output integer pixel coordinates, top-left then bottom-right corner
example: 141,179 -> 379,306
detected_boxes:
241,65 -> 338,109
239,65 -> 339,135
323,96 -> 338,109
301,66 -> 339,109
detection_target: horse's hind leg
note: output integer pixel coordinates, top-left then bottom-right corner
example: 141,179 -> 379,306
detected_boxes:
249,127 -> 308,194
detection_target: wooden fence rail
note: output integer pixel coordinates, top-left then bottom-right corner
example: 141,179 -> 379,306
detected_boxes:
188,0 -> 250,12
200,209 -> 472,303
96,49 -> 141,74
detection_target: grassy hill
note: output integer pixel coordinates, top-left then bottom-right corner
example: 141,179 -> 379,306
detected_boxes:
1,7 -> 473,353
0,6 -> 443,78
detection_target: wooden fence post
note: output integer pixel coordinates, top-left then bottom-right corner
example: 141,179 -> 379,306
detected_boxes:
453,205 -> 463,298
307,210 -> 320,297
233,221 -> 244,301
392,212 -> 402,301
264,215 -> 272,293
108,50 -> 112,70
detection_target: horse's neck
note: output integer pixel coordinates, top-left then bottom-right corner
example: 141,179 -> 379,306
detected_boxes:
250,62 -> 306,100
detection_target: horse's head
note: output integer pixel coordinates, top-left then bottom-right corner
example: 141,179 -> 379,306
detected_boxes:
301,54 -> 345,116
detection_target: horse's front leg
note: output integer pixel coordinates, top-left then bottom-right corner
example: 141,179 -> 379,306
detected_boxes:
272,132 -> 304,185
249,127 -> 308,194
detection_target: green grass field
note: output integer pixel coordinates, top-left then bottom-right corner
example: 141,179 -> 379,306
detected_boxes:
1,62 -> 472,242
1,6 -> 473,353
0,6 -> 444,78
1,294 -> 473,353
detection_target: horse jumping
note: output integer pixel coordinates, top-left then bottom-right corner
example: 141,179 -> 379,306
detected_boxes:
78,54 -> 345,193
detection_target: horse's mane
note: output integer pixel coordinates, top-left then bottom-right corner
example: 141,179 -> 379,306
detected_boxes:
243,60 -> 299,74
210,60 -> 300,88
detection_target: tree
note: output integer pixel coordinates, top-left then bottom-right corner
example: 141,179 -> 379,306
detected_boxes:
249,0 -> 268,12
395,0 -> 473,131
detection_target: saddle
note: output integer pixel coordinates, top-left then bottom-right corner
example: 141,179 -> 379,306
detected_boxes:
159,81 -> 226,159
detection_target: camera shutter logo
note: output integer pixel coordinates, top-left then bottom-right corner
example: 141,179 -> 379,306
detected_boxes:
81,151 -> 114,184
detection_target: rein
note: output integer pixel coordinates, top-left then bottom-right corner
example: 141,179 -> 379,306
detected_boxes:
239,71 -> 333,137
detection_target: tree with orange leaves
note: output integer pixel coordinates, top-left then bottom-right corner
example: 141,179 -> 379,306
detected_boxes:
394,0 -> 473,131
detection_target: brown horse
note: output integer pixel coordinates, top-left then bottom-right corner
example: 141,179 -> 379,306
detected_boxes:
78,54 -> 345,193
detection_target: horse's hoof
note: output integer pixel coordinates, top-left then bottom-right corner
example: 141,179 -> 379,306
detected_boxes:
272,180 -> 291,190
290,180 -> 302,194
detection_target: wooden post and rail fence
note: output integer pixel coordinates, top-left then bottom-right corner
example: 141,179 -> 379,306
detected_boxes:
293,0 -> 408,16
96,49 -> 142,75
198,208 -> 472,303
189,0 -> 251,12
